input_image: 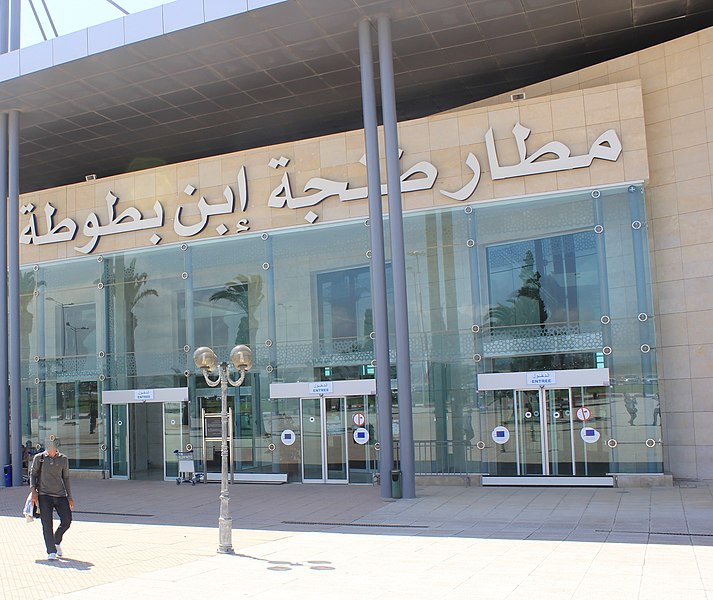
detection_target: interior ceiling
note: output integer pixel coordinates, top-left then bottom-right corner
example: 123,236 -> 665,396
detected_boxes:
2,0 -> 713,194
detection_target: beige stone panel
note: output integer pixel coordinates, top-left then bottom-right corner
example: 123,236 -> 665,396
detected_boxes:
673,143 -> 711,182
664,31 -> 699,56
523,171 -> 559,195
554,167 -> 591,190
74,184 -> 95,212
639,58 -> 668,94
240,148 -> 270,180
429,147 -> 463,180
706,107 -> 713,141
606,66 -> 640,86
702,43 -> 713,78
589,152 -> 626,185
578,76 -> 612,92
681,242 -> 713,278
408,189 -> 439,210
345,162 -> 368,190
524,80 -> 553,99
293,141 -> 321,171
267,205 -> 303,229
670,112 -> 708,151
661,377 -> 693,413
176,162 -> 200,194
683,275 -> 713,311
398,121 -> 431,154
427,117 -> 460,151
492,177 -> 525,199
653,247 -> 683,282
648,182 -> 677,220
691,377 -> 713,412
687,310 -> 713,345
617,83 -> 645,120
486,106 -> 521,139
20,244 -> 40,265
638,44 -> 665,64
550,94 -> 586,130
347,199 -> 371,219
663,411 -> 694,445
668,80 -> 705,118
607,52 -> 639,74
664,444 -> 698,479
319,136 -> 347,169
623,149 -> 649,182
319,164 -> 349,186
701,28 -> 713,45
198,159 -> 222,189
695,445 -> 713,479
518,100 -> 553,133
645,120 -> 673,156
456,111 -> 490,146
647,151 -> 676,187
320,199 -> 347,223
658,312 -> 690,346
618,116 -> 647,152
659,345 -> 692,380
665,47 -> 703,87
155,165 -> 177,196
65,187 -> 76,215
578,62 -> 609,83
651,214 -> 681,250
133,172 -> 156,200
549,71 -> 580,93
642,89 -> 670,125
690,344 -> 713,379
470,176 -> 493,201
584,89 -> 619,125
677,176 -> 713,214
655,279 -> 686,314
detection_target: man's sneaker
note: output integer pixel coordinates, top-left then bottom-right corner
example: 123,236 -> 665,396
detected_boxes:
55,545 -> 62,557
47,553 -> 57,560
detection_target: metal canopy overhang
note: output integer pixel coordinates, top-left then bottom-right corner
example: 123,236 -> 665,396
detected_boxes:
2,0 -> 713,194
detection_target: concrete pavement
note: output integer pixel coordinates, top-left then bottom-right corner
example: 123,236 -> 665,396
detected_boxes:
1,479 -> 713,599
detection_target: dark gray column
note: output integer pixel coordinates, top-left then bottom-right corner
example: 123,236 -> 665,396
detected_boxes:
377,15 -> 415,499
358,18 -> 392,499
9,0 -> 18,50
0,113 -> 8,478
8,109 -> 20,485
1,0 -> 9,53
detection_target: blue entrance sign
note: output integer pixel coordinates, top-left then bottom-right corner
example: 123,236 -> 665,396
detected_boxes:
526,371 -> 556,385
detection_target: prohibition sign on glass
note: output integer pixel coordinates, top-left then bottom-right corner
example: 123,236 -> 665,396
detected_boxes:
576,407 -> 591,421
353,412 -> 366,427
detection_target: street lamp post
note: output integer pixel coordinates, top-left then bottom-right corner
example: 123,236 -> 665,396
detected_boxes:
193,344 -> 253,554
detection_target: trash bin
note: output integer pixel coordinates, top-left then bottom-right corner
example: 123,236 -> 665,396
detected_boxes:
390,469 -> 402,499
3,465 -> 11,487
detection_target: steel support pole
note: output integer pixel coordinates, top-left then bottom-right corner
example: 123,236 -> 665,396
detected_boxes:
358,18 -> 393,499
8,109 -> 20,485
0,113 -> 8,477
1,0 -> 9,54
377,16 -> 415,499
9,0 -> 18,50
218,362 -> 233,554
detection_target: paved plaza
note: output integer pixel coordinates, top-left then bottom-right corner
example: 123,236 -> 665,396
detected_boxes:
1,478 -> 712,599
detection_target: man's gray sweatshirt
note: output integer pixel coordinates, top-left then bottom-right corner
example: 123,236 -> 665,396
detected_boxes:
30,451 -> 73,500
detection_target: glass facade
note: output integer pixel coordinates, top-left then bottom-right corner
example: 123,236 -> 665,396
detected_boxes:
19,182 -> 661,482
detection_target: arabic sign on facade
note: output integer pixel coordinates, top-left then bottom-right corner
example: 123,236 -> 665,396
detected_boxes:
18,82 -> 645,259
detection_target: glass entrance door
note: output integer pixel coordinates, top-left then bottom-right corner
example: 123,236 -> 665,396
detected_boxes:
110,404 -> 128,478
300,396 -> 348,483
514,388 -> 575,475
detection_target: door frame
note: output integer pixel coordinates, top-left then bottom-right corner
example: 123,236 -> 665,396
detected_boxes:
300,395 -> 348,484
478,368 -> 610,479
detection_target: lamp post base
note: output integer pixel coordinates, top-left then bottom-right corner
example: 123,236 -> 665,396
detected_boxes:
218,516 -> 234,554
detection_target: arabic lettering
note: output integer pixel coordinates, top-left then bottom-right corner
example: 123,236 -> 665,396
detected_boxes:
74,191 -> 164,254
20,202 -> 78,245
173,185 -> 234,237
485,122 -> 622,180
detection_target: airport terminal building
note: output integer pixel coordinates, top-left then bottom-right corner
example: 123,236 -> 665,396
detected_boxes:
2,0 -> 713,492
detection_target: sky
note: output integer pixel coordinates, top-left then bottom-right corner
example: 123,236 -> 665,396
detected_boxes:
20,0 -> 173,47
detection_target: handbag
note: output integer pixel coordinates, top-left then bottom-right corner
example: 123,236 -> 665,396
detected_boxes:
22,492 -> 39,521
22,453 -> 43,521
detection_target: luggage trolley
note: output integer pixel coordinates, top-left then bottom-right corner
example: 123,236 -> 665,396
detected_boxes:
174,445 -> 202,485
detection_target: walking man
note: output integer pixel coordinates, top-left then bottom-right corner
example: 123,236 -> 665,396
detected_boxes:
30,439 -> 74,560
